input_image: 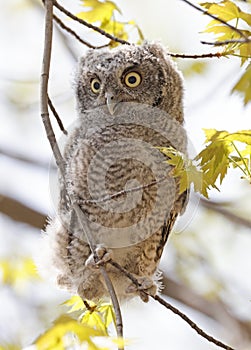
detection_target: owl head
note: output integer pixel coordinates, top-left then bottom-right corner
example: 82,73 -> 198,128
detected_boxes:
75,42 -> 184,123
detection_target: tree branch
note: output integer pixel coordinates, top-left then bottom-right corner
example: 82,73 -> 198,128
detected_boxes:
153,294 -> 235,350
0,194 -> 46,229
52,13 -> 98,49
2,193 -> 250,346
109,260 -> 235,350
200,198 -> 251,230
78,176 -> 167,205
169,52 -> 224,59
48,95 -> 68,135
52,0 -> 129,46
161,274 -> 251,344
40,2 -> 123,347
48,0 -> 233,61
40,0 -> 66,175
180,0 -> 249,40
201,38 -> 251,46
72,204 -> 124,345
0,146 -> 54,170
52,13 -> 109,49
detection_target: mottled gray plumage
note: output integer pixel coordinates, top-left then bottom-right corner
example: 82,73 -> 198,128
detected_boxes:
45,42 -> 187,302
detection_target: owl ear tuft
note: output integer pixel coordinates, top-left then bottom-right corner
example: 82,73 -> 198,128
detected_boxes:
78,55 -> 86,67
142,41 -> 170,60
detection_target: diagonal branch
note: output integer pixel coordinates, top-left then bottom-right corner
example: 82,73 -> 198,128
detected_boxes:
152,294 -> 235,350
109,260 -> 235,350
200,198 -> 251,229
78,176 -> 167,205
48,95 -> 68,135
161,275 -> 251,343
40,1 -> 124,348
180,0 -> 249,40
201,38 -> 251,46
0,194 -> 46,229
49,1 -> 233,61
52,13 -> 99,49
0,146 -> 54,169
52,0 -> 129,45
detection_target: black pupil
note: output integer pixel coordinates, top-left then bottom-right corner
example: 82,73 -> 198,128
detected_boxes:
128,75 -> 137,84
93,81 -> 100,90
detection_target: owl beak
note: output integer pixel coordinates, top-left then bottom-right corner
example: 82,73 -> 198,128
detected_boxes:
105,92 -> 119,115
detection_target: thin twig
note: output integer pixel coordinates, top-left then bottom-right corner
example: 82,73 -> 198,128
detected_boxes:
73,204 -> 124,349
53,13 -> 108,49
161,274 -> 251,341
48,95 -> 68,135
169,52 -> 224,59
78,176 -> 166,205
49,2 -> 231,61
50,0 -> 234,61
0,147 -> 54,169
52,13 -> 97,49
201,38 -> 251,46
40,2 -> 124,347
152,295 -> 235,350
109,260 -> 235,350
180,0 -> 249,40
200,198 -> 251,229
52,0 -> 129,45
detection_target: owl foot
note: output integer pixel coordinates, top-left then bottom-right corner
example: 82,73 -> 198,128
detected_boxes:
85,245 -> 113,269
126,276 -> 157,303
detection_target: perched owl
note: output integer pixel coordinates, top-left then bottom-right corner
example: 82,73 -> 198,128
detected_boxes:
45,42 -> 187,302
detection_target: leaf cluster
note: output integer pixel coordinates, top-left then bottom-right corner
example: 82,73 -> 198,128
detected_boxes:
0,258 -> 39,286
34,296 -> 124,350
160,129 -> 251,198
201,0 -> 251,104
76,0 -> 143,46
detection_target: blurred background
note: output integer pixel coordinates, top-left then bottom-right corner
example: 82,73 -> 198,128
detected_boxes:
0,0 -> 251,349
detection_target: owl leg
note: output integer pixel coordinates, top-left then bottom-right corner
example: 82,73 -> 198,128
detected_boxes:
85,245 -> 113,269
126,276 -> 157,302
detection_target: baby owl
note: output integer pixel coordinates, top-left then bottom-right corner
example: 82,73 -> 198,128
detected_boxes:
45,42 -> 187,302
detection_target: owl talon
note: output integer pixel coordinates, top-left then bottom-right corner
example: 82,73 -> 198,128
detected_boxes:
126,276 -> 157,302
85,245 -> 113,269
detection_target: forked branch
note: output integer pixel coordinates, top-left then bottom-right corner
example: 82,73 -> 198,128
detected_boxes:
51,0 -> 227,60
52,0 -> 129,45
109,260 -> 235,350
40,1 -> 124,348
180,0 -> 249,40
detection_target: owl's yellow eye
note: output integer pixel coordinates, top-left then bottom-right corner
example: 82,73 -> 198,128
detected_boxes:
91,78 -> 101,93
124,71 -> 141,88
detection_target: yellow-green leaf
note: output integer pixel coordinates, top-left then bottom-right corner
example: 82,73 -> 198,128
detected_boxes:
81,311 -> 107,335
75,0 -> 144,47
239,42 -> 251,65
63,295 -> 88,313
200,0 -> 251,66
0,258 -> 39,286
240,11 -> 251,26
100,19 -> 128,43
112,337 -> 131,347
232,63 -> 251,105
201,1 -> 240,22
35,315 -> 103,350
77,0 -> 120,23
160,147 -> 210,198
0,345 -> 21,350
98,304 -> 116,329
